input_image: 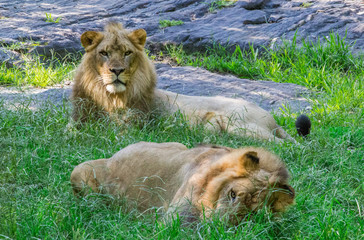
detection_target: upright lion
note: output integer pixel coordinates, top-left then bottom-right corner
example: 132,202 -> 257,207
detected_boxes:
72,22 -> 310,142
70,142 -> 295,223
72,22 -> 156,121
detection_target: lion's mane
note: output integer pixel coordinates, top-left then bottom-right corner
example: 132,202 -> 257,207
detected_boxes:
71,23 -> 156,121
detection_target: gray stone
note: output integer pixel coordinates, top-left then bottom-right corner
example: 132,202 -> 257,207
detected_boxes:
0,85 -> 72,110
265,0 -> 281,9
237,0 -> 269,10
0,0 -> 362,56
148,0 -> 364,53
243,10 -> 267,24
0,48 -> 23,68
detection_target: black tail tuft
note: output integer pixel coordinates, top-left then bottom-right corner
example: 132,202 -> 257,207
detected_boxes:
295,115 -> 311,137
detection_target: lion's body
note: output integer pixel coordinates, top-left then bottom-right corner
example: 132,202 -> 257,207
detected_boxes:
71,22 -> 304,142
71,142 -> 295,222
154,89 -> 294,142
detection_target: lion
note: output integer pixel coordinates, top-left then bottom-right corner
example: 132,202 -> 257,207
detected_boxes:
70,142 -> 295,223
71,22 -> 310,142
71,22 -> 157,122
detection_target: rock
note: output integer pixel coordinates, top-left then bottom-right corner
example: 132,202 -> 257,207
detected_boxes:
0,0 -> 362,56
243,10 -> 267,24
268,14 -> 284,23
32,39 -> 82,58
148,0 -> 364,53
0,85 -> 72,110
0,48 -> 23,68
265,0 -> 281,9
288,20 -> 306,32
237,0 -> 269,10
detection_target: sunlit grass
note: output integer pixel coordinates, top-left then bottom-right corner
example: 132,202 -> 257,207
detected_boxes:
0,52 -> 79,87
166,33 -> 363,85
209,0 -> 237,12
159,20 -> 184,29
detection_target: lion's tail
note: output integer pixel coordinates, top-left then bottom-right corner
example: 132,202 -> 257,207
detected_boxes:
295,115 -> 311,137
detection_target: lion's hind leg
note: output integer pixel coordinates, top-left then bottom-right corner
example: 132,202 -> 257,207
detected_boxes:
229,123 -> 287,143
70,159 -> 109,196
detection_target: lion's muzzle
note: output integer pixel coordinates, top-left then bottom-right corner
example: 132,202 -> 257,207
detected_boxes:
105,78 -> 127,93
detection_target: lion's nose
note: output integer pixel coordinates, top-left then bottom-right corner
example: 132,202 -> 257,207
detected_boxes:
110,68 -> 125,76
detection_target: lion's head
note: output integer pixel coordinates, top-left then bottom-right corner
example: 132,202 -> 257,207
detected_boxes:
177,146 -> 295,221
72,23 -> 156,120
80,22 -> 149,94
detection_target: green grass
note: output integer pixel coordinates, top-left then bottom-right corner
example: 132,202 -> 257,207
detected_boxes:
2,40 -> 41,52
166,33 -> 363,86
45,12 -> 61,23
0,100 -> 362,239
159,20 -> 184,29
0,33 -> 363,239
0,53 -> 79,87
209,0 -> 237,13
300,2 -> 313,8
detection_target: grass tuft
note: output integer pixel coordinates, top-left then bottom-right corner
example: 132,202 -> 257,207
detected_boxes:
159,20 -> 184,29
44,12 -> 61,23
209,0 -> 237,13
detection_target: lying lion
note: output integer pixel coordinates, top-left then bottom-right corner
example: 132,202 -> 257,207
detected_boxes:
71,22 -> 310,142
71,142 -> 295,222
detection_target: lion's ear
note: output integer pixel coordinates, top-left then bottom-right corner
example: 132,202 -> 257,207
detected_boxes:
81,31 -> 104,52
128,29 -> 147,50
239,151 -> 259,172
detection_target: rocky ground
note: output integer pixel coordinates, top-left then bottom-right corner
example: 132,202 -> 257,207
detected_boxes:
0,0 -> 362,55
1,0 -> 362,111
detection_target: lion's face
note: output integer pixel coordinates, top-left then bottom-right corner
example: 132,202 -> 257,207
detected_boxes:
80,23 -> 147,94
94,34 -> 138,94
216,177 -> 295,219
193,148 -> 295,221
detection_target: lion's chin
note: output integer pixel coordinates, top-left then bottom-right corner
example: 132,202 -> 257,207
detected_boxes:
106,83 -> 126,94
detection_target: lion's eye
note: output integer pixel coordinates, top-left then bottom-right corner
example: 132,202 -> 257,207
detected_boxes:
125,51 -> 132,56
99,51 -> 108,57
230,190 -> 236,201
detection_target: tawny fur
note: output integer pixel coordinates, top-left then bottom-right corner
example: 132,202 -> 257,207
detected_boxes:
72,23 -> 156,121
70,142 -> 295,223
71,22 -> 296,142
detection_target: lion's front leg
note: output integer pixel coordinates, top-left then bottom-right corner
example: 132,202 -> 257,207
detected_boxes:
71,97 -> 105,123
